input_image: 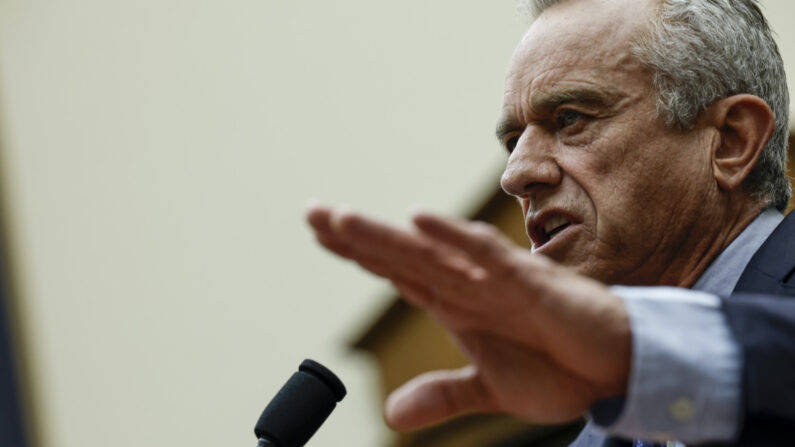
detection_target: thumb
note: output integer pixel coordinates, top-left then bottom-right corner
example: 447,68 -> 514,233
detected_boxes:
384,365 -> 495,431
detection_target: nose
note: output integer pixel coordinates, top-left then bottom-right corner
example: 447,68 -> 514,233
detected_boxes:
500,128 -> 562,198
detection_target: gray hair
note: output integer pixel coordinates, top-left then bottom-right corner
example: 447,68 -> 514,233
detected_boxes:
519,0 -> 791,210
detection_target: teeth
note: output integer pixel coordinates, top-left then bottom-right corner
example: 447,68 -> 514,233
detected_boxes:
543,215 -> 570,237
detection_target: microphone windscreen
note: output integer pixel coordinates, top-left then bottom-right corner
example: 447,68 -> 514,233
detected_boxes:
254,359 -> 346,447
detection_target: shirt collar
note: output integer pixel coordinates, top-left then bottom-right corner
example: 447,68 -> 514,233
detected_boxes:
692,208 -> 783,297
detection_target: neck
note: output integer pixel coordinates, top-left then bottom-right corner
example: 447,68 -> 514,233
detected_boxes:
657,197 -> 766,288
607,193 -> 768,288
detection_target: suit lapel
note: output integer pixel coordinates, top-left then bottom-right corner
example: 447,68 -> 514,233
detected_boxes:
734,211 -> 795,294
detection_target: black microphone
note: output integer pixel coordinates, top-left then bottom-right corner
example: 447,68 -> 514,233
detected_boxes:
254,359 -> 347,447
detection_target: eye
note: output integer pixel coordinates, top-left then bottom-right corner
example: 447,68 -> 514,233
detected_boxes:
504,135 -> 520,153
556,109 -> 584,130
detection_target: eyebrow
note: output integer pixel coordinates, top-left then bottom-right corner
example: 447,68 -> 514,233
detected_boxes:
495,117 -> 522,144
495,86 -> 621,142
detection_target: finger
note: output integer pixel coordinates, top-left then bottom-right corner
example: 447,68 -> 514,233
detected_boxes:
391,279 -> 490,334
384,366 -> 495,431
412,212 -> 516,272
332,248 -> 451,303
307,207 -> 357,258
330,210 -> 426,255
314,213 -> 478,306
313,233 -> 357,258
391,278 -> 434,307
358,257 -> 474,308
330,210 -> 482,293
306,204 -> 333,233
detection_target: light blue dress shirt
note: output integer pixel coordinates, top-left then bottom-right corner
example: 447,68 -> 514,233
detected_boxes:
571,209 -> 784,446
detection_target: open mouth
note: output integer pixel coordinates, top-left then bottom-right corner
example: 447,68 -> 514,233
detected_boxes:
531,214 -> 573,248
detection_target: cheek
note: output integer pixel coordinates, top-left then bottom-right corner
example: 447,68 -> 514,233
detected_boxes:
561,148 -> 664,240
557,145 -> 633,208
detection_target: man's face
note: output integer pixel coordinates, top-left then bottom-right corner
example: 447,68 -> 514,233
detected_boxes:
498,0 -> 719,285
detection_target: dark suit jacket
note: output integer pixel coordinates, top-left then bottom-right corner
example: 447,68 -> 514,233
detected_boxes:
719,210 -> 795,446
595,211 -> 795,447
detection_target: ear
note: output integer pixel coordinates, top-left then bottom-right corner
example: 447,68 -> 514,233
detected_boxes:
708,94 -> 776,192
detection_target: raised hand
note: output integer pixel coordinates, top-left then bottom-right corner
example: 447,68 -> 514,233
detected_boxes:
307,205 -> 631,430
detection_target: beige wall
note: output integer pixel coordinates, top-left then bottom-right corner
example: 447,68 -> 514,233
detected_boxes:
0,1 -> 524,446
0,1 -> 792,447
764,0 -> 795,128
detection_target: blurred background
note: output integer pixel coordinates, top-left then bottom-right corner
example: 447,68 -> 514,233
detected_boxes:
0,1 -> 792,446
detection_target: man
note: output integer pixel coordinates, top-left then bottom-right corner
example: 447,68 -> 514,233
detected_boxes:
308,0 -> 794,445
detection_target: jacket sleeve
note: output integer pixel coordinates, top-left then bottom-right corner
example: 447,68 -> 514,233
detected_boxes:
722,293 -> 795,434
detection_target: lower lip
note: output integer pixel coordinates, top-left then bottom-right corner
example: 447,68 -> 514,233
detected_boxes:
533,224 -> 579,255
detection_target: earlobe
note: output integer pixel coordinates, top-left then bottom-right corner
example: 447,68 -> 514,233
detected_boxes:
710,94 -> 776,192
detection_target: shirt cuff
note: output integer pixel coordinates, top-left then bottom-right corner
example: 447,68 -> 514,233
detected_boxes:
589,286 -> 741,444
